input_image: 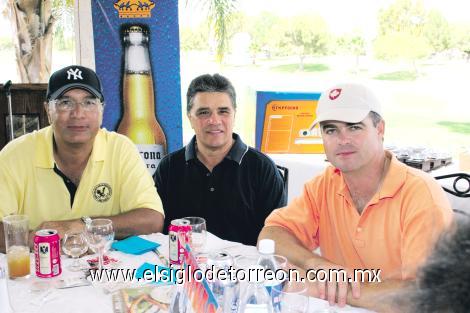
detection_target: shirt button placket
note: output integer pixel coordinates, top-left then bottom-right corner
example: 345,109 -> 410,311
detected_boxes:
206,171 -> 215,192
354,223 -> 365,247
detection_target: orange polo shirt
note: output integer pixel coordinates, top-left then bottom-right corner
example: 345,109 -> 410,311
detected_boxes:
265,152 -> 453,280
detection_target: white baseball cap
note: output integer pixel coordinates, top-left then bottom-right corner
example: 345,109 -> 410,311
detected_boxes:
311,83 -> 382,127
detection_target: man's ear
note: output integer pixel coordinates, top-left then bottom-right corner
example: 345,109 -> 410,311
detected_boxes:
188,113 -> 196,130
377,119 -> 385,138
44,101 -> 52,125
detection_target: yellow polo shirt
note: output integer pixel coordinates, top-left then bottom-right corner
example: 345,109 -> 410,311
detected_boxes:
0,126 -> 163,229
265,152 -> 453,280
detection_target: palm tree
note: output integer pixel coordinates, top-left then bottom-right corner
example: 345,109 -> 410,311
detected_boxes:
191,0 -> 237,63
5,0 -> 54,82
5,0 -> 72,83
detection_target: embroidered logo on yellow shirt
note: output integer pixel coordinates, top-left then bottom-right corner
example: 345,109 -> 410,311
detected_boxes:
93,183 -> 112,202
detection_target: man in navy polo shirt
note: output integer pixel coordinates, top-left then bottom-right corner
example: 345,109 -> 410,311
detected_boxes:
155,73 -> 286,245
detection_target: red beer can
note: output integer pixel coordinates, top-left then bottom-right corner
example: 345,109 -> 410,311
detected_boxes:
34,229 -> 62,278
169,219 -> 191,266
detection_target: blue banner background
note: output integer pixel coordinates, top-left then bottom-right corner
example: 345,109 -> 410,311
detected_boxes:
91,0 -> 182,153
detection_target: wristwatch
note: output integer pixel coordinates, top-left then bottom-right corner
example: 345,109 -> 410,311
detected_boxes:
81,216 -> 92,225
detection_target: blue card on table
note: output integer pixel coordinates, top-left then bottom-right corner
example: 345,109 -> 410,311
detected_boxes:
111,236 -> 160,255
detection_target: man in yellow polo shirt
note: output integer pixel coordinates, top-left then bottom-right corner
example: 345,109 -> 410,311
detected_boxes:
259,83 -> 453,311
0,65 -> 164,252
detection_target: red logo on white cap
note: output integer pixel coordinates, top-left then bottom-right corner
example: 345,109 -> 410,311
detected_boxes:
329,88 -> 342,100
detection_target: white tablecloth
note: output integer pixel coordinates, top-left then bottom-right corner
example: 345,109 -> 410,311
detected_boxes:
1,232 -> 373,313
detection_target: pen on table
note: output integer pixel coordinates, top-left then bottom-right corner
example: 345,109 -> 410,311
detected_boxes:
154,248 -> 169,267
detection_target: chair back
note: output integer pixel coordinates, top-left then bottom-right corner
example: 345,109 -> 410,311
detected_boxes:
276,165 -> 289,198
435,172 -> 470,219
434,173 -> 470,198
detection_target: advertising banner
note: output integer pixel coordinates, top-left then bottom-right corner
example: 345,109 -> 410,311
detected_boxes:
256,91 -> 324,154
91,0 -> 182,175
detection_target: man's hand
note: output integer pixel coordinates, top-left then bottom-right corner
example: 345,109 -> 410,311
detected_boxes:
306,258 -> 361,307
35,219 -> 84,240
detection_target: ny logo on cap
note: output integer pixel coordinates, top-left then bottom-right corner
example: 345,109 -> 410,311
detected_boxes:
329,88 -> 342,100
66,68 -> 83,80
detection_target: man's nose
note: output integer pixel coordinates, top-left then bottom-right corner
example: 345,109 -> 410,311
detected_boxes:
70,102 -> 85,117
337,129 -> 351,144
207,112 -> 221,124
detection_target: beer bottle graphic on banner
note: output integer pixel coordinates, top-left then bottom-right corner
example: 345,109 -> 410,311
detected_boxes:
117,25 -> 167,175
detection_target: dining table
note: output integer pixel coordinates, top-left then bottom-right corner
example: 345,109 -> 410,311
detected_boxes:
1,232 -> 375,313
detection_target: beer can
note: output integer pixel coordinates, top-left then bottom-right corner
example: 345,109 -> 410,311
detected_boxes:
168,219 -> 191,266
34,229 -> 62,278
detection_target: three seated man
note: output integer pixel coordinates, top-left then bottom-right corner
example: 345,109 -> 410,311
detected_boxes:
0,66 -> 455,311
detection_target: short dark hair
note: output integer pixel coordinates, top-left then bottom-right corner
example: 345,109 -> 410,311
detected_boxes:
368,111 -> 383,127
410,218 -> 470,312
186,74 -> 236,113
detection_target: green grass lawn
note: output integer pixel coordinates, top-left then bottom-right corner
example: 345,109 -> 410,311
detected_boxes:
437,122 -> 470,135
373,71 -> 418,81
271,63 -> 330,72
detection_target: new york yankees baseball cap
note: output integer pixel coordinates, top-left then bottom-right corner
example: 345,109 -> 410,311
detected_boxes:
46,65 -> 104,101
311,82 -> 382,127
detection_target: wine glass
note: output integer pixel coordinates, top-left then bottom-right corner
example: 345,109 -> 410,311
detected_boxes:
273,261 -> 309,313
84,219 -> 114,271
62,231 -> 88,271
182,217 -> 207,254
273,279 -> 309,313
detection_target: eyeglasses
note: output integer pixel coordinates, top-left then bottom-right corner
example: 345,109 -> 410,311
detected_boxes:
51,98 -> 102,112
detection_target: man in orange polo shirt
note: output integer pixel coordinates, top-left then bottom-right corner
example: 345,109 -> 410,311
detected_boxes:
259,83 -> 453,311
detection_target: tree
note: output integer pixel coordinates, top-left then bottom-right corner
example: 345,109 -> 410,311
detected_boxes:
180,23 -> 209,52
423,10 -> 452,53
5,0 -> 55,82
248,12 -> 284,59
281,15 -> 329,70
336,34 -> 367,73
3,0 -> 73,83
374,31 -> 430,67
198,0 -> 237,63
452,24 -> 470,61
375,0 -> 431,71
52,0 -> 74,51
378,0 -> 427,36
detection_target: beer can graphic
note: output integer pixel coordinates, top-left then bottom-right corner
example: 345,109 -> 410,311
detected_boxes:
168,219 -> 191,267
34,229 -> 62,278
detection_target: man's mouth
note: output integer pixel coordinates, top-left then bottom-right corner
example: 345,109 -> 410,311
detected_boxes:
68,125 -> 88,131
336,151 -> 355,156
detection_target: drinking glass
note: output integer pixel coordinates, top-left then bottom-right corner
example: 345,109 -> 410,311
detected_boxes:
84,219 -> 114,271
273,279 -> 309,313
2,215 -> 30,279
62,231 -> 88,271
182,217 -> 207,254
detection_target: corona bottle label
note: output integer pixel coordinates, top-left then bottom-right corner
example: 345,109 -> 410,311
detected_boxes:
117,25 -> 167,175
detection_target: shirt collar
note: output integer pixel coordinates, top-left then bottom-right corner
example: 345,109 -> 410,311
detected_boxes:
185,133 -> 249,165
377,150 -> 407,199
335,150 -> 407,199
35,126 -> 105,168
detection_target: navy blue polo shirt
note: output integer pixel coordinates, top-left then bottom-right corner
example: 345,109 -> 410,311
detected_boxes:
154,133 -> 287,245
